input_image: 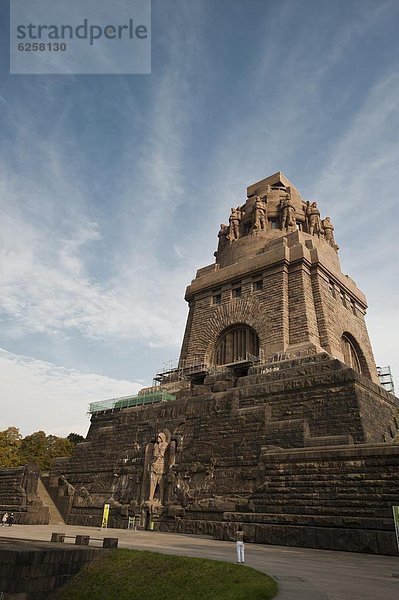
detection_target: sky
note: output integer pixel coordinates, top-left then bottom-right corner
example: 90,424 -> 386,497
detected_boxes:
0,0 -> 398,437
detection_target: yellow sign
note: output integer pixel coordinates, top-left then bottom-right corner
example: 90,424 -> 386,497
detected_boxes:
101,503 -> 110,528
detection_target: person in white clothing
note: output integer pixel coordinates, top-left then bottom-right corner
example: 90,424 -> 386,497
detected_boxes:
235,525 -> 245,563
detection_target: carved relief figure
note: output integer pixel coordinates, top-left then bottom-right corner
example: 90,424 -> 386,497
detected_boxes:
252,196 -> 267,231
112,470 -> 137,505
308,202 -> 322,236
228,207 -> 241,241
74,485 -> 95,507
169,468 -> 193,507
149,432 -> 169,502
280,193 -> 296,231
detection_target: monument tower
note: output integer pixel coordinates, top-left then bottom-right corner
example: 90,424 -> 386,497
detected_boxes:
47,172 -> 399,555
179,171 -> 378,383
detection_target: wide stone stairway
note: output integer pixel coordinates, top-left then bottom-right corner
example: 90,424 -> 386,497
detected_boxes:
37,478 -> 65,525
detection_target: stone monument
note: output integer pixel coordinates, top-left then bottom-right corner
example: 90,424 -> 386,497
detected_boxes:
47,172 -> 399,554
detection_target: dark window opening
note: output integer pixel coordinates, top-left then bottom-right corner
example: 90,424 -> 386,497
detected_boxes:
213,294 -> 221,305
233,365 -> 250,381
233,287 -> 242,299
190,374 -> 206,388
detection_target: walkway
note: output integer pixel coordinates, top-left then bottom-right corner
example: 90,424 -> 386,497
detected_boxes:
1,524 -> 398,599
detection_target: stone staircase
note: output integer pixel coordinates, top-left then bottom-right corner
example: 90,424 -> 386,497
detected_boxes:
0,469 -> 25,510
37,478 -> 65,524
0,464 -> 49,524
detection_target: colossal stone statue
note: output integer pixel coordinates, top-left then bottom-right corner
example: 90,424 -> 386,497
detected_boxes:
252,196 -> 267,231
322,216 -> 337,248
308,201 -> 322,236
280,193 -> 296,231
228,207 -> 241,241
304,201 -> 311,232
215,224 -> 229,258
148,432 -> 169,503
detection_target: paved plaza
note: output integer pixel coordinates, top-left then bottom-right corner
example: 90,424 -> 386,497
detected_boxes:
1,524 -> 398,599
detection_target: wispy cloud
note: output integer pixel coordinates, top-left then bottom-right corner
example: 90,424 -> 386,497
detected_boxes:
0,347 -> 142,436
0,201 -> 187,345
0,0 -> 398,438
116,2 -> 207,256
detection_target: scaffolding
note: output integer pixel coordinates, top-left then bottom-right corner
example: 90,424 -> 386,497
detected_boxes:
153,356 -> 208,384
377,366 -> 395,395
88,389 -> 176,415
154,352 -> 263,384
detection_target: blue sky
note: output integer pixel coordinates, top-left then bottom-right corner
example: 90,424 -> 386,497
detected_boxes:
0,0 -> 398,436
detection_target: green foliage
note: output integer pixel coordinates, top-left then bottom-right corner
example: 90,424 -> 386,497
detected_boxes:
0,427 -> 22,467
19,431 -> 48,469
0,427 -> 74,470
53,549 -> 278,600
47,435 -> 74,468
67,432 -> 85,445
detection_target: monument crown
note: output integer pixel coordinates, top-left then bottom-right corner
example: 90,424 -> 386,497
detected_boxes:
215,171 -> 338,268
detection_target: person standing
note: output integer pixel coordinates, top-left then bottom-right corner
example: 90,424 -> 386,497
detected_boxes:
235,525 -> 245,564
1,512 -> 8,526
7,513 -> 14,526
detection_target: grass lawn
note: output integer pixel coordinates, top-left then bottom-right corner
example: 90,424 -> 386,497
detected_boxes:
52,548 -> 278,600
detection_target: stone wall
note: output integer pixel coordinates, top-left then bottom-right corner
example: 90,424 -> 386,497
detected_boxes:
0,538 -> 104,599
176,444 -> 399,555
0,464 -> 49,525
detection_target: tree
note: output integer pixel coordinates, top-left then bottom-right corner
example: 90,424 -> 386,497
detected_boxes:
67,432 -> 85,445
19,431 -> 48,470
47,435 -> 74,468
18,431 -> 74,471
0,427 -> 22,467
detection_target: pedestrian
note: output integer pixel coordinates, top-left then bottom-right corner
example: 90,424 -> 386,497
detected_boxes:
235,525 -> 245,564
1,512 -> 8,526
7,512 -> 14,526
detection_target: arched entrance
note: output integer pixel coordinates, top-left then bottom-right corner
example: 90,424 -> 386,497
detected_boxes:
214,324 -> 259,366
340,333 -> 363,375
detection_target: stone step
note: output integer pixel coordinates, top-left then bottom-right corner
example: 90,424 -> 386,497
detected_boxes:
250,503 -> 393,516
37,478 -> 65,525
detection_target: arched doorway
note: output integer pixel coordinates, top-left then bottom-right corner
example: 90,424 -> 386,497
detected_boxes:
341,333 -> 362,374
214,324 -> 259,366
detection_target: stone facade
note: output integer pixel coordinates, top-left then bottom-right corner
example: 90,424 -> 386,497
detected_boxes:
48,172 -> 399,554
